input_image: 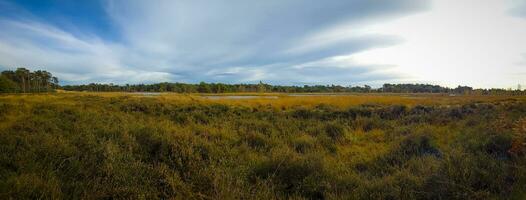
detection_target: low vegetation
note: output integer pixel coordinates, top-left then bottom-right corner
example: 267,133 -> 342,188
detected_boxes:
0,93 -> 525,199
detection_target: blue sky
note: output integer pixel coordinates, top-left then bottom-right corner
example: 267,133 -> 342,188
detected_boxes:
0,0 -> 525,88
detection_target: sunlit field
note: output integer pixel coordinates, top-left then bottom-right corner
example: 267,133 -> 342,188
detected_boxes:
1,92 -> 526,199
2,0 -> 526,198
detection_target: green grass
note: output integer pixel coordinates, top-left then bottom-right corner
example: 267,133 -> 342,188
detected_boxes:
0,93 -> 525,199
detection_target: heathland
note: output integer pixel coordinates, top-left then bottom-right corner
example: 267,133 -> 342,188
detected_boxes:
1,92 -> 526,199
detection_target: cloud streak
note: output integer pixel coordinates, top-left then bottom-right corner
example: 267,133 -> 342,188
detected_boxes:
0,0 -> 429,85
2,0 -> 524,88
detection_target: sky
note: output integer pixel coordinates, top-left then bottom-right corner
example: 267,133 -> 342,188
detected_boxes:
0,0 -> 525,88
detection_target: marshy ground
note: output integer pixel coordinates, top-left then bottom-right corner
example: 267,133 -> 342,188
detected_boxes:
1,93 -> 525,199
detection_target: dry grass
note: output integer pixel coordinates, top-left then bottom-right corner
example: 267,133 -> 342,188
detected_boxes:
6,91 -> 521,108
1,92 -> 526,199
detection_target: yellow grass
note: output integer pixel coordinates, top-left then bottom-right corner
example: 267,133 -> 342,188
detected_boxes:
2,92 -> 525,109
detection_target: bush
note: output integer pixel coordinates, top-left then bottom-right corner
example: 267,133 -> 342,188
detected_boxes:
484,134 -> 512,159
347,106 -> 373,119
376,134 -> 441,170
377,105 -> 407,119
243,132 -> 270,150
292,109 -> 317,119
510,118 -> 526,156
397,134 -> 441,158
423,152 -> 514,199
325,123 -> 346,141
250,155 -> 327,199
292,135 -> 316,154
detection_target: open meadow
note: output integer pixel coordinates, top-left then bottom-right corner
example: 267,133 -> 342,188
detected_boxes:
1,92 -> 526,199
2,0 -> 526,199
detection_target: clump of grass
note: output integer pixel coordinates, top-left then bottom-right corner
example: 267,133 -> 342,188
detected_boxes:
250,154 -> 328,199
325,122 -> 346,141
292,134 -> 317,154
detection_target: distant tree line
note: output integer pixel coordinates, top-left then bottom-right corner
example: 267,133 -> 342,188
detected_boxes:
0,68 -> 59,93
380,84 -> 526,95
61,81 -> 370,93
61,82 -> 526,95
1,68 -> 524,95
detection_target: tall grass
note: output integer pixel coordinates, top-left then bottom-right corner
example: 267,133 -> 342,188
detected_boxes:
0,93 -> 525,199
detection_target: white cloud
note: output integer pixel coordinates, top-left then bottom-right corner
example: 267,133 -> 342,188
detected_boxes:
350,0 -> 526,88
101,0 -> 427,84
2,0 -> 427,85
0,16 -> 176,84
1,0 -> 524,88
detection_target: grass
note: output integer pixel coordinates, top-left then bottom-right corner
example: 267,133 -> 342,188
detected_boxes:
1,92 -> 526,199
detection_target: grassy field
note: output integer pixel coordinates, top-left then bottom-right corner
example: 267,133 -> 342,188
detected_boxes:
1,92 -> 526,199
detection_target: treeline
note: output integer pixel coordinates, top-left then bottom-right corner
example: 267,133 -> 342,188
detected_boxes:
0,68 -> 59,93
62,82 -> 526,95
61,82 -> 359,93
380,84 -> 525,95
1,68 -> 524,95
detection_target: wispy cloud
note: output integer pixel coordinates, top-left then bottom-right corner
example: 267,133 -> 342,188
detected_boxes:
5,0 -> 523,88
0,0 -> 428,85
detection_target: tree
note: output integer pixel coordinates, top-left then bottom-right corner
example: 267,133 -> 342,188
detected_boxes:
1,70 -> 16,81
198,82 -> 211,93
41,71 -> 52,92
1,68 -> 58,93
257,81 -> 266,93
0,75 -> 17,93
52,77 -> 59,89
159,82 -> 167,92
15,68 -> 30,93
34,70 -> 43,92
364,85 -> 372,93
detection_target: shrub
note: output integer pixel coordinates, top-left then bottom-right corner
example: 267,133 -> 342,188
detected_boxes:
250,155 -> 327,199
292,108 -> 317,119
325,122 -> 346,141
243,132 -> 270,150
0,103 -> 12,120
510,117 -> 526,156
347,106 -> 373,119
377,134 -> 441,169
396,134 -> 441,158
352,116 -> 387,132
292,135 -> 316,154
484,134 -> 513,159
409,105 -> 434,115
377,105 -> 407,119
423,152 -> 514,199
